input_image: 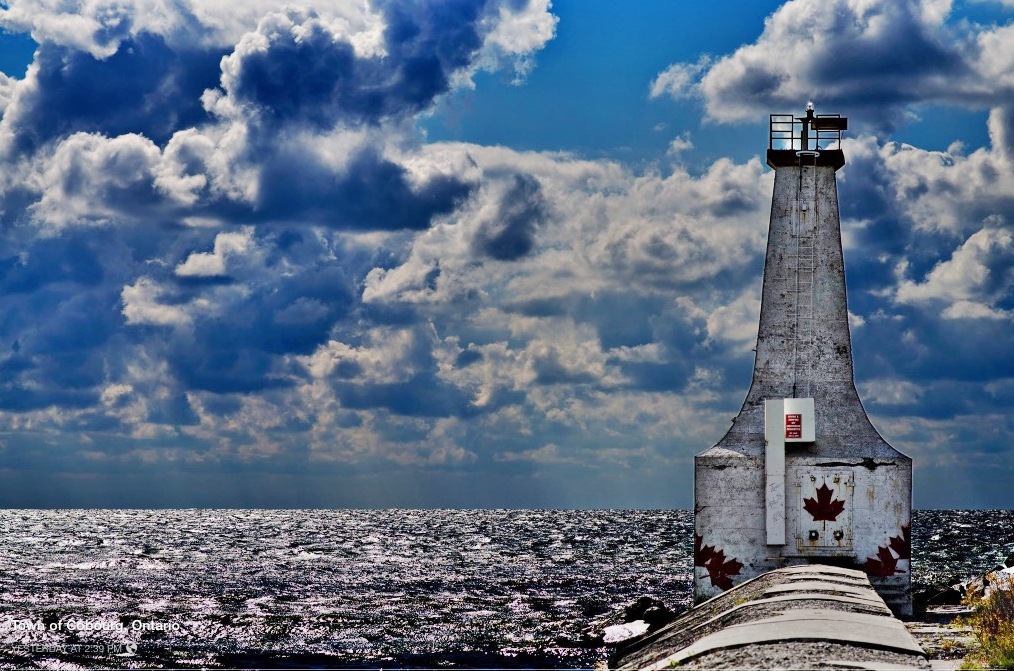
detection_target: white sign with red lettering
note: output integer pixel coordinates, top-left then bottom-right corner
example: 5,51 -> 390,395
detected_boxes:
783,398 -> 815,442
785,413 -> 802,439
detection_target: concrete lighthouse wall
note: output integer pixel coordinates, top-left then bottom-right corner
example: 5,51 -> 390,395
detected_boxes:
694,158 -> 912,615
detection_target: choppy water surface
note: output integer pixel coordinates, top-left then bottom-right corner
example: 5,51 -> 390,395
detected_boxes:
0,509 -> 1010,669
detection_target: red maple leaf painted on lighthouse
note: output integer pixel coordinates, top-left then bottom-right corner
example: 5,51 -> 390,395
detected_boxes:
888,523 -> 911,560
803,482 -> 846,521
695,534 -> 744,591
865,523 -> 911,577
694,533 -> 716,566
864,545 -> 900,577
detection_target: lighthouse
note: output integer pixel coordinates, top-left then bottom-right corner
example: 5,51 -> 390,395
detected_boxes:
693,105 -> 913,616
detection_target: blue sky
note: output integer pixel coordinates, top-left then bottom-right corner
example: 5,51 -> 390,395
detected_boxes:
0,0 -> 1011,509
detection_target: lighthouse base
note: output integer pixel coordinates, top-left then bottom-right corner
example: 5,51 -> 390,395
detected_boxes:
694,448 -> 912,617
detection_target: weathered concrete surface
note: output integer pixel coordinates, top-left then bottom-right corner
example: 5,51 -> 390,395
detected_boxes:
694,150 -> 913,615
612,565 -> 928,670
644,609 -> 923,667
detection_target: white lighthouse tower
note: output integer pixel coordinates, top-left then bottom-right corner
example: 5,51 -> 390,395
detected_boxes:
693,105 -> 913,616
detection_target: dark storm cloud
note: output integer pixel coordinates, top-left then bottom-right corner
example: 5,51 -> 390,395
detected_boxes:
509,292 -> 658,349
333,372 -> 478,417
226,21 -> 364,128
0,229 -> 132,412
196,2 -> 496,231
0,234 -> 105,295
531,349 -> 597,385
0,384 -> 98,411
838,147 -> 900,225
31,290 -> 120,357
255,147 -> 475,230
472,173 -> 548,260
170,343 -> 293,395
6,35 -> 223,153
856,310 -> 1014,385
225,1 -> 495,128
158,235 -> 360,394
195,267 -> 353,356
806,2 -> 964,89
0,303 -> 116,395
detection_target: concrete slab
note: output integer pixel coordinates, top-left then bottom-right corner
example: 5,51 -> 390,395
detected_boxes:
743,592 -> 893,612
784,570 -> 868,580
764,581 -> 882,599
637,609 -> 924,670
779,564 -> 868,579
783,575 -> 874,588
682,592 -> 894,641
783,571 -> 870,582
614,566 -> 925,671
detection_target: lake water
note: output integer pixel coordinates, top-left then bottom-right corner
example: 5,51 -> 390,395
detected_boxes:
0,509 -> 1010,669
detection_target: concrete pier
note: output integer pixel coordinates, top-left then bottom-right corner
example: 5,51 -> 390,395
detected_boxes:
694,108 -> 912,615
613,565 -> 927,670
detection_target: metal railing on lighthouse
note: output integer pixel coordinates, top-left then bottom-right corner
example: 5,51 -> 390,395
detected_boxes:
767,103 -> 848,170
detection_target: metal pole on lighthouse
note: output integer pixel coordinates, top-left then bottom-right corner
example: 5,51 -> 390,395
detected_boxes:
693,105 -> 913,616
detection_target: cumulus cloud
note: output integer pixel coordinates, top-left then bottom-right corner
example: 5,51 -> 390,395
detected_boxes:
666,133 -> 694,155
1,36 -> 223,154
209,0 -> 553,128
896,226 -> 1014,319
651,0 -> 1014,134
122,277 -> 195,327
175,229 -> 255,277
650,56 -> 710,100
0,0 -> 554,235
0,72 -> 17,114
0,0 -> 386,58
214,7 -> 402,128
358,141 -> 772,413
28,132 -> 164,229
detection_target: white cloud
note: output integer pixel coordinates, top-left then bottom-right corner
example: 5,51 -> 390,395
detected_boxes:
705,290 -> 761,350
475,0 -> 558,83
859,379 -> 923,405
0,72 -> 17,115
667,133 -> 694,155
121,277 -> 193,327
303,328 -> 426,385
858,133 -> 1014,235
896,227 -> 1014,319
0,0 -> 387,57
28,132 -> 162,230
650,0 -> 1014,134
176,229 -> 255,277
649,56 -> 710,100
494,442 -> 578,464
